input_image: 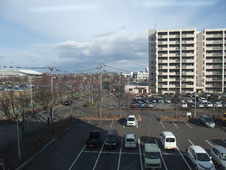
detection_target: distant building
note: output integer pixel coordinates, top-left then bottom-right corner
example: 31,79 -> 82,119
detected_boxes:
124,84 -> 149,94
0,69 -> 42,78
137,68 -> 149,82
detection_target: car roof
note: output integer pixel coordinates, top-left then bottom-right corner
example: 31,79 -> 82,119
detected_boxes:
161,131 -> 175,137
145,143 -> 159,152
213,145 -> 226,154
128,115 -> 135,118
190,145 -> 206,153
125,134 -> 136,139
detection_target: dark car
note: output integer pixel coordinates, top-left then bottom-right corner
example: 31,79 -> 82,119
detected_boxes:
62,100 -> 71,106
200,115 -> 215,128
104,129 -> 118,149
86,130 -> 101,148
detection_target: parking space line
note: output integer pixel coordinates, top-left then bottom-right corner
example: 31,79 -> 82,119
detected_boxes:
160,121 -> 165,129
184,121 -> 192,128
110,120 -> 114,128
68,144 -> 86,170
136,121 -> 139,128
93,142 -> 105,170
205,140 -> 213,147
138,139 -> 143,170
117,139 -> 123,170
83,150 -> 140,155
123,121 -> 125,128
177,146 -> 192,170
188,139 -> 194,146
172,121 -> 178,128
155,139 -> 168,170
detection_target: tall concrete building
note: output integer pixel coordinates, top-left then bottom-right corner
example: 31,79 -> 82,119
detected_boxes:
197,29 -> 226,93
149,29 -> 197,94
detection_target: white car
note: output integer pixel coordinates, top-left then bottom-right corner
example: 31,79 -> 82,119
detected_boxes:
215,102 -> 223,108
187,145 -> 215,170
181,102 -> 188,108
126,115 -> 137,127
124,134 -> 136,148
205,102 -> 213,108
210,145 -> 226,170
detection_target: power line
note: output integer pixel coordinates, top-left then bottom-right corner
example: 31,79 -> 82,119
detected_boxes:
105,65 -> 133,73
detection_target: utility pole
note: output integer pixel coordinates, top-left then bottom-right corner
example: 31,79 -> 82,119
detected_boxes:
98,64 -> 105,117
28,76 -> 33,108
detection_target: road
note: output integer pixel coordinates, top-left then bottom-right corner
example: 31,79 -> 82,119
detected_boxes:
22,112 -> 226,170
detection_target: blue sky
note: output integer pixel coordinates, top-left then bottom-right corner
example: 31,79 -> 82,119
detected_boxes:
0,0 -> 225,73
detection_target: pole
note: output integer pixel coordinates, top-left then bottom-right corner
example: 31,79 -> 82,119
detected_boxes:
194,95 -> 197,118
100,65 -> 103,117
16,118 -> 21,160
29,76 -> 33,108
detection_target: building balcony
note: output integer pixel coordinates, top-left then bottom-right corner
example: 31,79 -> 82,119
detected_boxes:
158,66 -> 168,69
169,53 -> 180,57
182,34 -> 194,38
158,78 -> 168,82
158,72 -> 168,75
169,65 -> 180,69
206,53 -> 222,57
182,53 -> 194,57
158,35 -> 168,39
206,40 -> 223,44
182,40 -> 194,44
182,65 -> 194,69
169,59 -> 180,63
158,84 -> 168,88
158,60 -> 168,64
182,59 -> 194,63
182,72 -> 194,76
169,41 -> 180,45
206,65 -> 222,70
158,53 -> 168,57
206,34 -> 223,38
182,78 -> 194,81
181,84 -> 194,88
169,78 -> 180,82
158,41 -> 168,45
169,34 -> 180,38
182,47 -> 194,50
206,72 -> 222,75
169,47 -> 180,51
206,59 -> 222,63
168,72 -> 180,75
206,47 -> 223,51
206,78 -> 222,82
158,47 -> 168,51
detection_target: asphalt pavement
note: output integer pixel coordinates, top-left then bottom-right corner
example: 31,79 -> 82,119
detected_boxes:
21,111 -> 226,170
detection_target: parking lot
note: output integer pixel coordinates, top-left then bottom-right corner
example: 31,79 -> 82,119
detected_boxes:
23,112 -> 226,170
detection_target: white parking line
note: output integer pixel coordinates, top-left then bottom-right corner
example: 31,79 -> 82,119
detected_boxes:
188,139 -> 194,146
138,139 -> 143,170
68,144 -> 86,170
172,121 -> 178,128
184,121 -> 192,128
93,142 -> 105,170
205,140 -> 213,147
136,121 -> 139,128
155,139 -> 168,170
123,121 -> 125,128
110,120 -> 114,128
177,146 -> 192,170
117,139 -> 123,170
160,121 -> 165,129
83,150 -> 139,155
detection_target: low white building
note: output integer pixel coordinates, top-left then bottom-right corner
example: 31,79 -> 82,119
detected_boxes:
0,69 -> 42,77
124,84 -> 149,94
137,68 -> 149,81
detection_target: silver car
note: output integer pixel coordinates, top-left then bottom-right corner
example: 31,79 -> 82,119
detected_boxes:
210,145 -> 226,170
200,115 -> 215,128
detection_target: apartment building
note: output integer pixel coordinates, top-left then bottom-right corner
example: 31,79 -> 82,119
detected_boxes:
149,29 -> 197,94
197,29 -> 226,93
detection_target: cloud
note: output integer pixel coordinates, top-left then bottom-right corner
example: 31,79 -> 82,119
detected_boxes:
29,4 -> 99,12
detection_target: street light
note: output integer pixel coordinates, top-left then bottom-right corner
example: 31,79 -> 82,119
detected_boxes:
15,112 -> 21,160
51,76 -> 56,123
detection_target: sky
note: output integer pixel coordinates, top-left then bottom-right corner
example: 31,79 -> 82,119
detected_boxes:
0,0 -> 226,73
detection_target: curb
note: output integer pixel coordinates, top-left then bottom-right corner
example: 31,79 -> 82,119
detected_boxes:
16,126 -> 73,170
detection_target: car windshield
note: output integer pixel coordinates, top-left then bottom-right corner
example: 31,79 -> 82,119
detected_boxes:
204,118 -> 213,122
145,152 -> 160,159
166,138 -> 175,142
222,153 -> 226,160
90,132 -> 99,138
128,118 -> 135,121
126,138 -> 135,142
106,136 -> 116,142
197,153 -> 210,161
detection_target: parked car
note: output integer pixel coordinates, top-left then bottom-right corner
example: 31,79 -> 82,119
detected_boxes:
160,131 -> 177,150
205,102 -> 213,108
86,130 -> 101,148
187,145 -> 215,170
157,97 -> 164,103
104,129 -> 118,149
164,98 -> 171,103
181,102 -> 188,108
188,102 -> 195,108
198,102 -> 205,108
143,143 -> 162,170
215,101 -> 223,108
124,134 -> 136,149
145,102 -> 153,108
200,115 -> 215,128
210,145 -> 226,170
151,98 -> 157,103
126,115 -> 137,127
62,100 -> 71,106
186,98 -> 193,103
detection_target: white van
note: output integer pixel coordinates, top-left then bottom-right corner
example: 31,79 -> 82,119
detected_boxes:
124,134 -> 136,148
143,143 -> 162,169
160,131 -> 177,150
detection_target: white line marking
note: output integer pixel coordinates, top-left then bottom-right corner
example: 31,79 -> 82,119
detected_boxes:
188,139 -> 194,146
205,140 -> 213,147
155,139 -> 168,170
110,120 -> 113,128
123,121 -> 125,128
160,121 -> 165,129
117,139 -> 123,170
184,121 -> 192,128
68,145 -> 86,170
172,121 -> 178,128
83,150 -> 140,155
136,121 -> 139,128
138,139 -> 143,170
177,146 -> 192,170
93,142 -> 105,170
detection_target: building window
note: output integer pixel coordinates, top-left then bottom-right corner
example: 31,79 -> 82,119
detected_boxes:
129,88 -> 132,91
151,67 -> 153,69
151,61 -> 153,64
151,72 -> 153,75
